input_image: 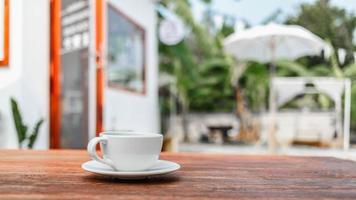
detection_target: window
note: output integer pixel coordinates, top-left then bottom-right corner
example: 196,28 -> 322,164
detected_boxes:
107,4 -> 146,94
0,0 -> 9,66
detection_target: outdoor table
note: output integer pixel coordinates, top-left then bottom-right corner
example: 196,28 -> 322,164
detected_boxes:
208,125 -> 233,143
0,150 -> 355,199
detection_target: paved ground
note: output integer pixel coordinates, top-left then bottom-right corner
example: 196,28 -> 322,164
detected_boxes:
179,143 -> 356,161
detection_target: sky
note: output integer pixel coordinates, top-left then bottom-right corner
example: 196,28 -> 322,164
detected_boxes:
191,0 -> 356,26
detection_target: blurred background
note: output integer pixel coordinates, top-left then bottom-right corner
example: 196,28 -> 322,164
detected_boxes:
0,0 -> 355,159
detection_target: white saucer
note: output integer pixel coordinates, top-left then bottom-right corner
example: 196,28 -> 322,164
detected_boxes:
82,160 -> 180,179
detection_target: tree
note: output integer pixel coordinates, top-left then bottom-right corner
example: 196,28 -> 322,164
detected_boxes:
158,0 -> 235,113
285,0 -> 356,135
286,0 -> 356,66
158,0 -> 236,141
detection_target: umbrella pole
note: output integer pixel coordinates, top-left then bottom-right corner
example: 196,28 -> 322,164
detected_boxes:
268,52 -> 277,154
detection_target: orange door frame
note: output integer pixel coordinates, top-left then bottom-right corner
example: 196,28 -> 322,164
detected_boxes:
49,0 -> 61,148
95,0 -> 104,136
50,0 -> 104,148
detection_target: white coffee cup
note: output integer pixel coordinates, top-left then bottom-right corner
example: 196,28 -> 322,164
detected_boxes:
87,131 -> 163,171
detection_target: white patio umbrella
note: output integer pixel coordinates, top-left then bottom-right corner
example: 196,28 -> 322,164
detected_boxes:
223,23 -> 327,63
223,23 -> 329,153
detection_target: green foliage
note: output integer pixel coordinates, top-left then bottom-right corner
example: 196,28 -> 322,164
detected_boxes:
343,63 -> 356,78
237,48 -> 356,112
158,0 -> 235,113
11,98 -> 27,144
309,64 -> 332,76
10,98 -> 44,149
28,119 -> 44,149
286,0 -> 356,65
220,22 -> 235,37
189,58 -> 234,111
158,0 -> 356,137
282,0 -> 356,132
238,62 -> 269,111
276,60 -> 311,77
238,59 -> 331,112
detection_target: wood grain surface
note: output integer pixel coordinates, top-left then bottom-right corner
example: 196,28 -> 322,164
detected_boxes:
0,150 -> 355,199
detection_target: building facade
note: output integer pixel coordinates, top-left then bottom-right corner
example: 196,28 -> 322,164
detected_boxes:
0,0 -> 159,149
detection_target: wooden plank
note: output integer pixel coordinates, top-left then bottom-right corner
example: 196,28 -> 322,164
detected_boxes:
0,150 -> 355,199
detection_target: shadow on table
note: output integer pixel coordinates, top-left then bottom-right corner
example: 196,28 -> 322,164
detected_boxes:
83,174 -> 180,184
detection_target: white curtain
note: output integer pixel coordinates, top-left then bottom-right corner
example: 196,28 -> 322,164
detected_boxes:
313,79 -> 344,104
272,78 -> 345,107
272,78 -> 305,106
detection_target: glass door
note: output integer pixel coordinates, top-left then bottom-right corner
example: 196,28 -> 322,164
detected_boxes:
50,0 -> 92,148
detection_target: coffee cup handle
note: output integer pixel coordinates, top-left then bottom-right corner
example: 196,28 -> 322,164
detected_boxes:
87,137 -> 116,170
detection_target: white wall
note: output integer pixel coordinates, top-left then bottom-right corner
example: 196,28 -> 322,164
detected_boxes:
104,0 -> 160,133
0,0 -> 49,149
0,0 -> 5,60
21,0 -> 49,149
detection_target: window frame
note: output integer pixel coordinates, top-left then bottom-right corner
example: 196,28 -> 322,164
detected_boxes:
0,0 -> 9,66
106,3 -> 147,95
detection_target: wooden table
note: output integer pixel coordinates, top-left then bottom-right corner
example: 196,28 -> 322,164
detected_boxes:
0,150 -> 355,199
